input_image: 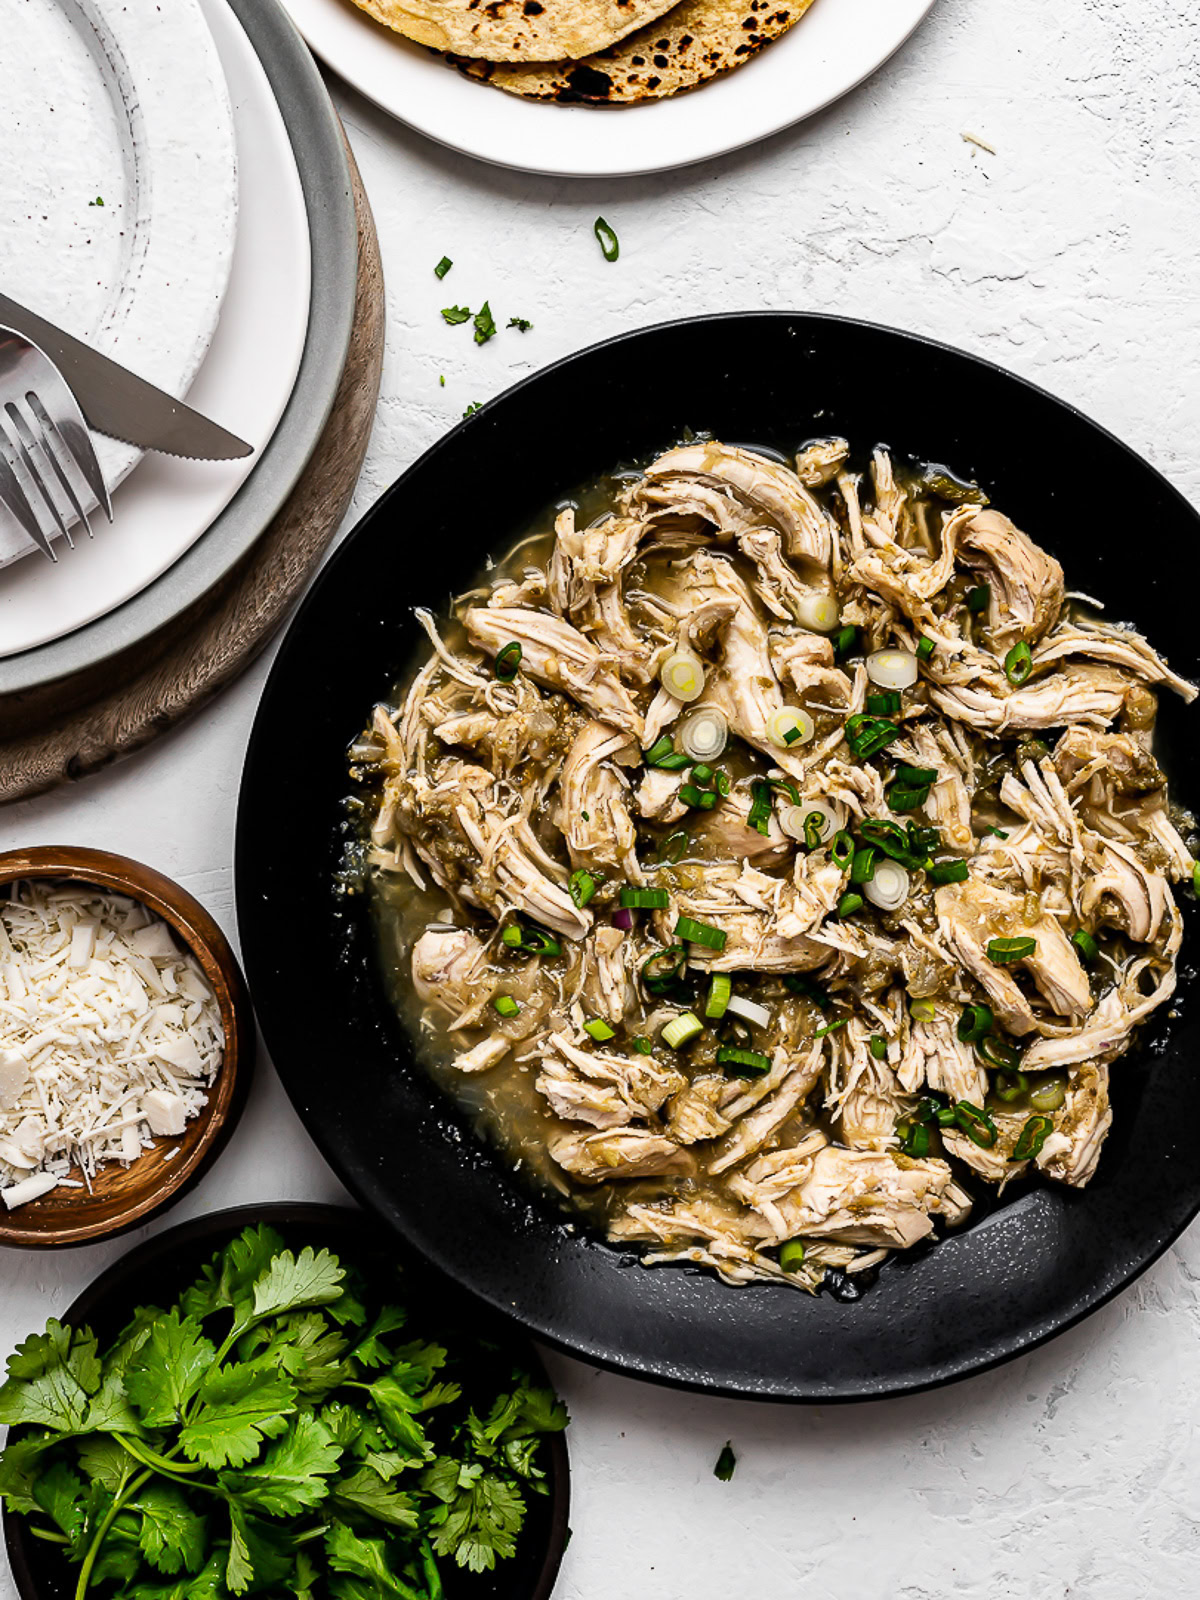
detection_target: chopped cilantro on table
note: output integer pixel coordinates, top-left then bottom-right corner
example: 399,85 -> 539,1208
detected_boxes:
507,317 -> 532,332
433,256 -> 452,279
463,402 -> 482,418
0,1224 -> 567,1598
713,1441 -> 737,1481
441,305 -> 471,325
472,302 -> 497,345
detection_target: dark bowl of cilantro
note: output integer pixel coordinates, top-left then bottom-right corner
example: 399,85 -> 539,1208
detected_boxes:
0,1203 -> 570,1600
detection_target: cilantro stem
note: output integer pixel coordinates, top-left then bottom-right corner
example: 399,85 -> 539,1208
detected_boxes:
75,1466 -> 153,1600
28,1526 -> 69,1544
420,1539 -> 444,1600
115,1434 -> 210,1482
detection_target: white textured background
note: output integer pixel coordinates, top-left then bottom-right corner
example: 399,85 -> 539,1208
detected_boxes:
4,0 -> 1200,1594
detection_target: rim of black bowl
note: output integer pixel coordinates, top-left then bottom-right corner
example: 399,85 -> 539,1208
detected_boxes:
235,310 -> 1200,1402
2,1203 -> 571,1600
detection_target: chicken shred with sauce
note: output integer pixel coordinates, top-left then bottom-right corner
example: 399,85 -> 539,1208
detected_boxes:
352,439 -> 1196,1295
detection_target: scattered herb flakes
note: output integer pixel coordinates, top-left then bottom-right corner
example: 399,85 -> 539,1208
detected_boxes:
463,402 -> 482,418
439,375 -> 445,387
714,1441 -> 737,1481
441,305 -> 472,326
434,255 -> 453,279
88,196 -> 104,207
473,302 -> 497,345
0,1225 -> 567,1597
507,317 -> 532,332
593,216 -> 619,262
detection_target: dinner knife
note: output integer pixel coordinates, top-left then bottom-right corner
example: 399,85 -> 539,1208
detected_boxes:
0,293 -> 253,461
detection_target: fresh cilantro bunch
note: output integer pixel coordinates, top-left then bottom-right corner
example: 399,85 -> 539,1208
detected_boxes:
0,1225 -> 567,1599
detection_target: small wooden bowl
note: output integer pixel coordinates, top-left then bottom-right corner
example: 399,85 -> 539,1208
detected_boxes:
0,846 -> 254,1248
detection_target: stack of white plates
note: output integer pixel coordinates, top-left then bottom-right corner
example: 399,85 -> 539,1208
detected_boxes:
0,0 -> 356,688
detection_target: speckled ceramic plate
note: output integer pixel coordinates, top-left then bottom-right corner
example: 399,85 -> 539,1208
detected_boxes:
279,0 -> 937,178
0,0 -> 238,567
236,312 -> 1200,1401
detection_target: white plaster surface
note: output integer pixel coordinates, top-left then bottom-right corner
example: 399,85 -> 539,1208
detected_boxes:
3,0 -> 1200,1594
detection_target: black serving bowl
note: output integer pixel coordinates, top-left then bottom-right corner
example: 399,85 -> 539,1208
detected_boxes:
2,1204 -> 570,1600
236,312 -> 1200,1401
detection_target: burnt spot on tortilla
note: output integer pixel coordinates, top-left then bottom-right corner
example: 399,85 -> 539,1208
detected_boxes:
646,74 -> 661,86
557,62 -> 616,100
653,53 -> 667,66
742,16 -> 756,26
655,37 -> 669,47
679,33 -> 693,46
522,1 -> 544,12
631,54 -> 645,64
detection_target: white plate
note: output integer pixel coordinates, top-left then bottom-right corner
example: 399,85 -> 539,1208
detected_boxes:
280,0 -> 937,178
0,0 -> 312,657
0,0 -> 238,561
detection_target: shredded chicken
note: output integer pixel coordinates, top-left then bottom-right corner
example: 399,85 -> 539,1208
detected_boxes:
356,437 -> 1196,1295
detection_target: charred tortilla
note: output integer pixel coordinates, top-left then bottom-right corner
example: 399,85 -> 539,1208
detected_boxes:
350,0 -> 680,63
453,0 -> 817,102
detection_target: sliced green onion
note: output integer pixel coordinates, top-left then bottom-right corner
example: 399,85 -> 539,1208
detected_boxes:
851,846 -> 878,884
658,830 -> 689,865
570,870 -> 597,909
911,1097 -> 942,1125
434,255 -> 453,279
768,778 -> 802,805
705,973 -> 733,1019
1027,1074 -> 1067,1113
845,714 -> 902,760
632,1036 -> 653,1054
1194,860 -> 1200,896
804,812 -> 825,852
594,215 -> 620,262
869,1035 -> 888,1059
898,1121 -> 931,1158
675,916 -> 727,951
858,818 -> 928,870
928,860 -> 969,885
837,891 -> 863,919
987,936 -> 1036,964
953,1101 -> 998,1148
935,1105 -> 959,1127
779,1239 -> 806,1272
1013,1114 -> 1054,1162
1004,640 -> 1033,686
726,995 -> 770,1028
916,635 -> 935,661
584,1018 -> 615,1042
830,830 -> 855,869
493,995 -> 520,1018
979,1033 -> 1021,1072
894,764 -> 938,786
660,650 -> 707,703
641,944 -> 687,993
747,781 -> 773,835
716,1045 -> 772,1076
501,924 -> 523,948
783,974 -> 828,1007
966,584 -> 990,614
984,824 -> 1010,840
680,782 -> 719,810
494,640 -> 523,682
662,1012 -> 703,1049
866,691 -> 902,716
620,887 -> 669,909
957,1003 -> 993,1043
909,997 -> 937,1023
502,923 -> 561,956
992,1069 -> 1028,1103
887,782 -> 930,813
814,1019 -> 847,1038
714,769 -> 731,797
1071,928 -> 1098,963
690,762 -> 713,784
643,735 -> 674,764
833,626 -> 859,659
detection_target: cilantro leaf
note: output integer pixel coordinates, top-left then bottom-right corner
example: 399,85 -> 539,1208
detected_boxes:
363,1375 -> 433,1463
462,401 -> 482,418
350,1307 -> 407,1370
293,1549 -> 319,1600
248,1246 -> 345,1326
434,256 -> 452,279
0,1321 -> 101,1432
331,1466 -> 419,1529
226,1503 -> 293,1597
76,1434 -> 133,1495
129,1483 -> 207,1575
91,1518 -> 144,1587
714,1440 -> 737,1481
126,1311 -> 216,1427
507,317 -> 532,332
431,1471 -> 524,1572
179,1361 -> 297,1469
324,1523 -> 411,1596
220,1413 -> 341,1515
473,302 -> 497,345
120,1548 -> 227,1600
32,1460 -> 87,1541
0,1430 -> 63,1514
243,1311 -> 348,1397
180,1225 -> 286,1320
441,305 -> 471,325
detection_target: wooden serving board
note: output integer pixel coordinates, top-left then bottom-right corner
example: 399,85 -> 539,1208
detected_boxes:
0,142 -> 383,804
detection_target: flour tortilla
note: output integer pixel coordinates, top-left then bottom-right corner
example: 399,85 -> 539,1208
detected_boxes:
454,0 -> 816,101
351,0 -> 680,62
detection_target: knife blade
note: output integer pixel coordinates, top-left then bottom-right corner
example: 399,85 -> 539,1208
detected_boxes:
0,294 -> 253,461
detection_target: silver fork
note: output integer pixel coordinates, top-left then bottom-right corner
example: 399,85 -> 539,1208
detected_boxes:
0,325 -> 112,563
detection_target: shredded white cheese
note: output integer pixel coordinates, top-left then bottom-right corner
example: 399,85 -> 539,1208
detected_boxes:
0,881 -> 224,1209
